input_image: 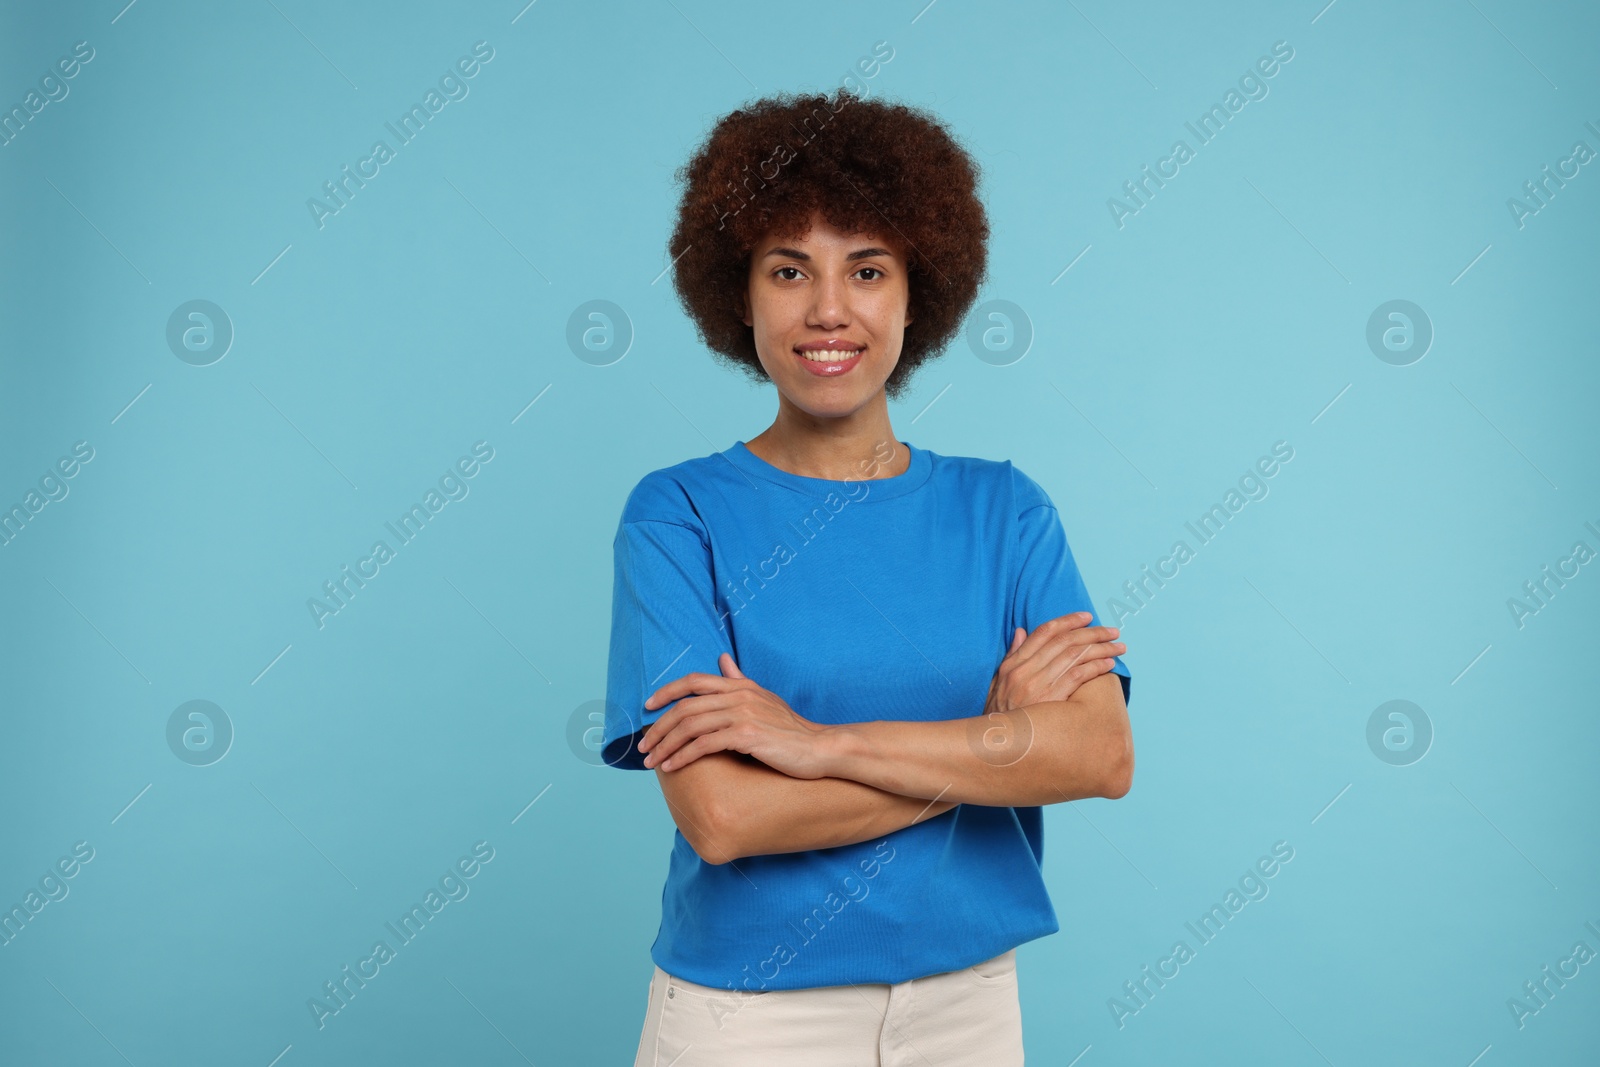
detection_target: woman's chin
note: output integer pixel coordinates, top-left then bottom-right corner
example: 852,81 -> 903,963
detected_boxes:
784,392 -> 880,420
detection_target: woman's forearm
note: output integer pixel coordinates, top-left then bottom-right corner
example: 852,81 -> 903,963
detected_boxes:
708,754 -> 957,861
819,675 -> 1134,807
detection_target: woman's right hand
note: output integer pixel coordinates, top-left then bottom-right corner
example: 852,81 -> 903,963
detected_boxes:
983,613 -> 1124,718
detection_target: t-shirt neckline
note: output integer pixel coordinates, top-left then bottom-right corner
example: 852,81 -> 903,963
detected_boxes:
725,439 -> 932,501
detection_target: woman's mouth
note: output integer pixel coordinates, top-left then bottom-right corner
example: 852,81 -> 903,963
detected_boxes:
794,346 -> 864,376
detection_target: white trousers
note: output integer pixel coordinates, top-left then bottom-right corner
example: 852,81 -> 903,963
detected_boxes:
631,949 -> 1024,1066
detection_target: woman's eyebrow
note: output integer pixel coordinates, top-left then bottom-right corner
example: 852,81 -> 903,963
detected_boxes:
760,246 -> 895,262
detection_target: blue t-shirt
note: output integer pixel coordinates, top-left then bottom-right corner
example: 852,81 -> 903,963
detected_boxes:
603,438 -> 1131,991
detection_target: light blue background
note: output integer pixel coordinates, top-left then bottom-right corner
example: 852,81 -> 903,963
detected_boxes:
2,1 -> 1597,1064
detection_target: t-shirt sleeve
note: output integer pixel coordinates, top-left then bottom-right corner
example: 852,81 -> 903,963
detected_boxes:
602,498 -> 734,769
1009,467 -> 1132,708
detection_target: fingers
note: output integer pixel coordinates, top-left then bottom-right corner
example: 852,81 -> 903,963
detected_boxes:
1009,616 -> 1121,670
649,731 -> 728,772
1033,634 -> 1124,682
1036,644 -> 1120,693
1034,636 -> 1125,676
663,724 -> 740,770
644,671 -> 742,711
999,614 -> 1125,706
641,706 -> 731,768
995,650 -> 1114,714
639,691 -> 735,751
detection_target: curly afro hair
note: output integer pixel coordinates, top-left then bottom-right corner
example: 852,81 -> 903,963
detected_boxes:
666,88 -> 990,401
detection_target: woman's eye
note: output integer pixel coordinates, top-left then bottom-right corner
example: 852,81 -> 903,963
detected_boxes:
772,266 -> 885,281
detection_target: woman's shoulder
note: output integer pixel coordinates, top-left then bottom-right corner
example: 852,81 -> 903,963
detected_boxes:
615,451 -> 731,528
924,447 -> 1053,516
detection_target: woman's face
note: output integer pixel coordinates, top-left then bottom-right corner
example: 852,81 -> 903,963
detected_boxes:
742,211 -> 914,419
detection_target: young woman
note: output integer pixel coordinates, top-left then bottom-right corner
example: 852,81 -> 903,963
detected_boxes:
604,89 -> 1134,1066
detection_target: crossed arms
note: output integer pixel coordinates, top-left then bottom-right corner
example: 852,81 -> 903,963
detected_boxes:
652,669 -> 1131,866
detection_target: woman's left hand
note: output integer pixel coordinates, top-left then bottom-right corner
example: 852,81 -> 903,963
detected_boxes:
638,653 -> 835,778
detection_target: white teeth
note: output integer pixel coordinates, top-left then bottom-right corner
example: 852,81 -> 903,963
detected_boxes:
799,348 -> 864,362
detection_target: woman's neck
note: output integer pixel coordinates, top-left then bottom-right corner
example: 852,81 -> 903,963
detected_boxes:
744,422 -> 906,482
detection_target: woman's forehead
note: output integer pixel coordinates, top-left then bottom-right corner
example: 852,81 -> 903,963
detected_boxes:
755,221 -> 903,257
